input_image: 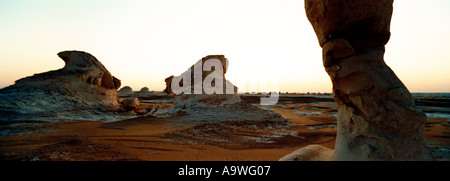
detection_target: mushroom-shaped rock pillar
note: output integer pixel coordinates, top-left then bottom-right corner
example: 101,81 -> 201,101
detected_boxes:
304,0 -> 432,160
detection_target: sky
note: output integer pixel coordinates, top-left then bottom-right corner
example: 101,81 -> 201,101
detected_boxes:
0,0 -> 449,93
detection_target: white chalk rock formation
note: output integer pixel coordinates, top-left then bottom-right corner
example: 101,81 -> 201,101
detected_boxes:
121,97 -> 140,112
163,55 -> 289,124
279,145 -> 334,161
303,0 -> 433,160
0,51 -> 122,121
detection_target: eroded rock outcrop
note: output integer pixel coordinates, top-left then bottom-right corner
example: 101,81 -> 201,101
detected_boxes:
302,0 -> 432,160
140,87 -> 150,92
163,55 -> 289,125
121,97 -> 140,112
279,145 -> 334,161
0,51 -> 122,121
164,55 -> 240,114
119,86 -> 132,92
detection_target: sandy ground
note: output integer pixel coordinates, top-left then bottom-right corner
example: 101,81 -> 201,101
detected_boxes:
0,101 -> 448,161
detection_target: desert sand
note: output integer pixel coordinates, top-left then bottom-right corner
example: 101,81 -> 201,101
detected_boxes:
0,95 -> 448,161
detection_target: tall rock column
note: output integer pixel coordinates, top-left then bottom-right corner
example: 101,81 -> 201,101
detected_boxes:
305,0 -> 432,160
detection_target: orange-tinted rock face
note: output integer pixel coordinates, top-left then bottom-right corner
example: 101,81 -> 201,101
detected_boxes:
305,0 -> 433,160
57,51 -> 121,90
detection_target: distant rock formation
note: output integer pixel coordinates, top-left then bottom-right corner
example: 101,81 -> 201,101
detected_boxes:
140,87 -> 149,92
163,55 -> 289,125
301,0 -> 432,160
0,50 -> 122,121
119,86 -> 132,92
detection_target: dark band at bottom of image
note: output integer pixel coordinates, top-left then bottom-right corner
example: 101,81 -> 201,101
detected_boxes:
4,161 -> 445,179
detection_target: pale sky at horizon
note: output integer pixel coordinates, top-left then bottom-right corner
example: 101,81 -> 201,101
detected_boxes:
1,0 -> 449,93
